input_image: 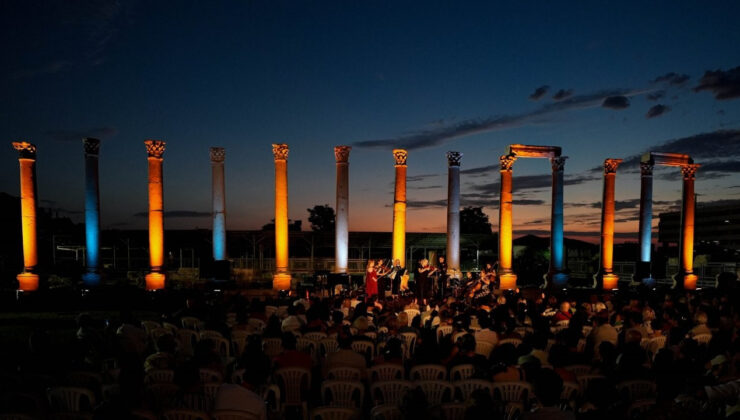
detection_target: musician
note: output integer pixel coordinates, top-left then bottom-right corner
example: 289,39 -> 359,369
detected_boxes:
375,259 -> 392,297
481,262 -> 498,290
388,259 -> 406,295
469,270 -> 494,306
415,258 -> 437,304
365,260 -> 379,301
434,256 -> 448,300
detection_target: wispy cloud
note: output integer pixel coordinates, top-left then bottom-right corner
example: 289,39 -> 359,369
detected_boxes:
651,72 -> 690,86
529,85 -> 550,101
646,104 -> 671,119
134,210 -> 210,218
694,65 -> 740,100
602,96 -> 630,109
552,89 -> 574,101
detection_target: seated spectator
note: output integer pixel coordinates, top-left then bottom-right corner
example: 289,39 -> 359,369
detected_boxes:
214,367 -> 268,419
273,332 -> 312,371
324,330 -> 367,376
523,368 -> 574,420
690,312 -> 712,337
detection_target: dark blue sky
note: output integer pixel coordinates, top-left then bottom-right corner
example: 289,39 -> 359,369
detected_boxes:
2,1 -> 739,239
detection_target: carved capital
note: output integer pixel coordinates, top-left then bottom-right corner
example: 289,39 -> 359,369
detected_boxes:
603,158 -> 622,174
144,139 -> 166,158
499,154 -> 516,171
446,151 -> 462,167
393,149 -> 408,166
12,141 -> 37,159
640,162 -> 654,176
334,145 -> 351,163
272,143 -> 289,161
550,156 -> 567,172
83,138 -> 101,156
210,147 -> 225,163
680,163 -> 700,180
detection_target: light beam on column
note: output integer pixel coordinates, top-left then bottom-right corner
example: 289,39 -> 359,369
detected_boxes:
636,160 -> 654,285
82,138 -> 102,286
334,146 -> 351,274
595,158 -> 622,290
144,139 -> 166,290
498,154 -> 517,290
392,149 -> 408,267
675,163 -> 700,290
210,147 -> 227,261
12,142 -> 39,291
547,156 -> 569,288
272,143 -> 291,290
446,151 -> 462,277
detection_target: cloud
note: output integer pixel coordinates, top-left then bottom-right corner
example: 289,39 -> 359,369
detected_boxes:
470,173 -> 599,195
552,89 -> 574,101
693,65 -> 740,100
651,72 -> 690,85
44,126 -> 118,142
646,90 -> 666,101
602,96 -> 630,109
353,88 -> 642,150
529,85 -> 550,100
407,174 -> 439,182
646,104 -> 671,119
134,210 -> 210,218
461,164 -> 499,176
657,159 -> 740,181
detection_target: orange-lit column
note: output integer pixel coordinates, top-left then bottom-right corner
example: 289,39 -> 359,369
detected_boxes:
392,149 -> 408,267
144,140 -> 166,290
596,158 -> 622,289
12,142 -> 39,291
676,163 -> 700,290
272,143 -> 291,290
334,146 -> 351,274
498,154 -> 517,289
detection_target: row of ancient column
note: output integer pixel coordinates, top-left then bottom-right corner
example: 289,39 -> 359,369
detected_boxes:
10,140 -> 700,292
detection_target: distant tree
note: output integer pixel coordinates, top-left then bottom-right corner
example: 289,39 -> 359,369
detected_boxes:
261,219 -> 303,231
307,204 -> 335,232
460,206 -> 493,234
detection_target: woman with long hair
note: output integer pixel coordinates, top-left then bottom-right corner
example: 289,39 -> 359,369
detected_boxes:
365,259 -> 379,301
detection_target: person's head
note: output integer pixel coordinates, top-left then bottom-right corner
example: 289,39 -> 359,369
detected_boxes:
394,259 -> 401,267
421,258 -> 429,267
459,333 -> 476,353
466,272 -> 473,279
439,256 -> 445,263
695,312 -> 708,325
367,260 -> 375,269
559,301 -> 571,313
281,332 -> 297,350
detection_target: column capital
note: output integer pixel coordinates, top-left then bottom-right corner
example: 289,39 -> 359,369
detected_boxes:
446,151 -> 462,167
144,139 -> 166,158
12,141 -> 37,159
499,154 -> 517,171
680,163 -> 700,180
550,156 -> 568,172
640,161 -> 654,176
83,138 -> 101,156
210,147 -> 225,163
393,149 -> 408,166
603,158 -> 623,174
334,145 -> 351,163
272,143 -> 289,161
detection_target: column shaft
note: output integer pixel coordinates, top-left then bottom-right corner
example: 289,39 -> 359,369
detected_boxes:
636,162 -> 654,283
83,138 -> 101,286
272,144 -> 291,290
392,150 -> 408,267
210,148 -> 227,261
498,155 -> 517,289
597,159 -> 621,289
145,140 -> 166,290
334,146 -> 351,273
13,142 -> 39,291
548,156 -> 568,287
677,164 -> 700,289
446,152 -> 462,275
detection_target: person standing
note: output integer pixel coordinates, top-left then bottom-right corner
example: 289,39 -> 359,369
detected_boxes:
388,259 -> 406,296
365,260 -> 378,301
416,259 -> 435,304
435,256 -> 448,300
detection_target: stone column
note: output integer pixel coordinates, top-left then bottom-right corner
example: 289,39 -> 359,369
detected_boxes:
636,161 -> 654,284
676,164 -> 700,289
498,154 -> 517,289
83,138 -> 102,286
392,149 -> 408,267
446,151 -> 462,276
144,139 -> 166,290
210,147 -> 227,261
596,158 -> 622,289
547,156 -> 568,288
334,146 -> 351,273
272,143 -> 291,290
12,142 -> 39,291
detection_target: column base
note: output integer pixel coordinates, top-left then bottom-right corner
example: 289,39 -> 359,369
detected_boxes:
82,272 -> 101,287
17,273 -> 39,291
602,274 -> 619,290
499,273 -> 517,290
633,261 -> 653,286
273,273 -> 292,291
145,273 -> 166,291
672,272 -> 698,290
546,272 -> 569,289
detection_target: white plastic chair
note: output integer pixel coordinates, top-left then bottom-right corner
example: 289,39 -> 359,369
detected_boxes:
146,369 -> 175,384
47,387 -> 95,412
439,402 -> 467,420
415,380 -> 454,405
491,381 -> 532,403
326,367 -> 362,382
498,338 -> 522,348
263,338 -> 283,358
399,333 -> 417,359
454,379 -> 493,401
475,341 -> 495,358
693,334 -> 712,345
617,380 -> 656,402
181,317 -> 202,331
161,409 -> 210,420
321,380 -> 365,408
304,332 -> 328,342
368,364 -> 404,382
564,364 -> 592,376
370,380 -> 412,406
409,364 -> 446,381
403,309 -> 420,326
449,364 -> 474,381
320,338 -> 340,357
437,325 -> 453,343
370,404 -> 402,420
274,367 -> 311,417
350,341 -> 375,361
199,368 -> 223,384
310,406 -> 358,420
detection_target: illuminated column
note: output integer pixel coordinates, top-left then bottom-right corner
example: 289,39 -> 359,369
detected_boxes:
547,156 -> 568,288
12,142 -> 39,291
334,146 -> 351,273
675,164 -> 700,290
210,147 -> 227,261
636,161 -> 654,284
595,158 -> 622,290
446,151 -> 462,276
392,149 -> 408,267
144,140 -> 166,290
498,154 -> 517,289
272,143 -> 291,290
83,138 -> 102,286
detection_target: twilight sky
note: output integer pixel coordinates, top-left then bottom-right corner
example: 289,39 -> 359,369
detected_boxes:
2,1 -> 740,242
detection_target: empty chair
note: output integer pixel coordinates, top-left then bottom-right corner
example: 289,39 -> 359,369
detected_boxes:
263,338 -> 283,358
368,365 -> 404,382
492,381 -> 532,403
304,332 -> 328,342
151,327 -> 173,342
47,387 -> 96,413
321,380 -> 365,408
297,338 -> 318,358
203,382 -> 221,402
370,404 -> 402,420
212,336 -> 231,360
326,367 -> 362,382
181,317 -> 202,330
142,320 -> 161,334
247,318 -> 266,333
415,380 -> 454,405
145,383 -> 179,411
439,403 -> 467,420
350,341 -> 375,362
161,409 -> 210,420
370,380 -> 412,406
211,410 -> 261,420
178,329 -> 200,356
646,336 -> 666,356
200,330 -> 224,341
617,380 -> 656,402
475,341 -> 495,358
693,334 -> 712,345
498,338 -> 522,348
199,369 -> 223,384
409,364 -> 446,381
576,374 -> 606,395
310,406 -> 358,420
320,338 -> 340,357
230,331 -> 249,357
147,369 -> 175,384
449,364 -> 474,381
564,364 -> 592,376
163,322 -> 180,334
274,367 -> 311,417
403,309 -> 420,326
399,333 -> 417,358
454,379 -> 493,401
437,325 -> 453,343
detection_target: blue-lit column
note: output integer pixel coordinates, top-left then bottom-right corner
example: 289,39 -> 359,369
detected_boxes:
636,161 -> 654,284
334,146 -> 351,273
547,156 -> 568,287
83,138 -> 101,286
210,147 -> 227,261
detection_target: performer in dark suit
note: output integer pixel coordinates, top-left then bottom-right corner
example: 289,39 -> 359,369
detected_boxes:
415,258 -> 437,304
388,259 -> 406,295
434,256 -> 448,300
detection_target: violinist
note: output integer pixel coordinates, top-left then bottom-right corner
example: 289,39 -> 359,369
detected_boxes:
415,258 -> 437,304
434,256 -> 448,300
